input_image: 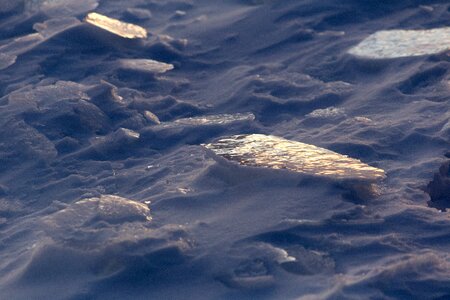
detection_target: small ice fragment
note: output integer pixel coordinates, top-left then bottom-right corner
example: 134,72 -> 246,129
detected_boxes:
203,134 -> 385,181
45,195 -> 151,226
175,10 -> 186,17
353,116 -> 373,124
143,111 -> 161,125
419,5 -> 434,12
118,128 -> 140,139
306,107 -> 346,119
84,12 -> 147,39
177,187 -> 191,194
118,58 -> 174,73
172,113 -> 255,126
348,27 -> 450,59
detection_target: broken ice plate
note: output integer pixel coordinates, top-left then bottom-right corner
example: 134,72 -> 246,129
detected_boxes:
202,134 -> 385,182
84,12 -> 147,39
348,27 -> 450,59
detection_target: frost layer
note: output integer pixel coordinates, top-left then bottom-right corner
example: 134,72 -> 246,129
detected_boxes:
203,134 -> 385,181
348,27 -> 450,58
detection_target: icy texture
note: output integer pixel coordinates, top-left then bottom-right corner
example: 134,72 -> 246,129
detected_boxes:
84,12 -> 148,39
118,58 -> 174,73
349,27 -> 450,59
203,134 -> 385,181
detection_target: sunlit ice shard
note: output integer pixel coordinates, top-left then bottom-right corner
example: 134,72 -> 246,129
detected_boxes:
203,134 -> 385,181
84,12 -> 147,39
118,58 -> 174,73
348,27 -> 450,59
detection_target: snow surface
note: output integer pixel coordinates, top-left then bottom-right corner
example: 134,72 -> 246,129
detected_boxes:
0,1 -> 450,299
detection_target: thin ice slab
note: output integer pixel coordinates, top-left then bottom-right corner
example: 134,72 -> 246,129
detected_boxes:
173,113 -> 255,126
348,27 -> 450,59
118,58 -> 174,73
203,134 -> 385,181
84,12 -> 147,39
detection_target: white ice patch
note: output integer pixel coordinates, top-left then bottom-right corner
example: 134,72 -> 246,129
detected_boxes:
348,27 -> 450,59
84,12 -> 148,39
172,113 -> 255,126
306,107 -> 346,119
203,134 -> 385,181
118,58 -> 174,74
143,110 -> 161,125
117,128 -> 140,139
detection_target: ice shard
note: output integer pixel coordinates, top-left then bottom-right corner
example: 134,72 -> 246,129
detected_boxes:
348,27 -> 450,59
118,58 -> 174,73
203,134 -> 385,181
84,12 -> 148,39
172,113 -> 255,126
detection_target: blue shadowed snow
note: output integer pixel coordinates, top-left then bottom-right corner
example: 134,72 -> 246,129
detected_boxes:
0,1 -> 450,299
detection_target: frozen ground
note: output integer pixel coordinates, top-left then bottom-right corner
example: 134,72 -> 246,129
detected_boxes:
0,1 -> 450,299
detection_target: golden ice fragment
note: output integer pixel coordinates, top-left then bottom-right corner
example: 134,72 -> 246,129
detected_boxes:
203,134 -> 385,181
84,12 -> 147,39
348,27 -> 450,59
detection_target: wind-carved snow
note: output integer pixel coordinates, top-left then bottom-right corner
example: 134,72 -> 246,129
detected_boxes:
349,27 -> 450,58
203,134 -> 385,181
84,12 -> 148,39
118,59 -> 174,73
